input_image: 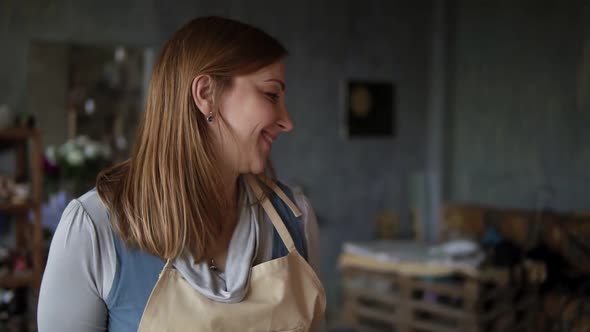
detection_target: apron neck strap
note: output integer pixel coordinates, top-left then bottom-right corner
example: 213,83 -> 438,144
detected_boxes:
256,175 -> 302,218
163,259 -> 174,270
244,174 -> 297,253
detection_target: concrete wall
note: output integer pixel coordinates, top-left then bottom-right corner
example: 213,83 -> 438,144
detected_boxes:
447,0 -> 590,212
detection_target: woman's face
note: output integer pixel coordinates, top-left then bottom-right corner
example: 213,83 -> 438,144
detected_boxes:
214,61 -> 293,175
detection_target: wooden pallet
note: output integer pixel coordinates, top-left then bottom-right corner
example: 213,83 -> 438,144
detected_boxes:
341,267 -> 538,332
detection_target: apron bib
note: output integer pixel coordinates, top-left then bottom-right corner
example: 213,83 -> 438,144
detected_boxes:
137,175 -> 326,331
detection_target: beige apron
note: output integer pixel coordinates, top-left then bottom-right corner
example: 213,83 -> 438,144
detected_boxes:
137,175 -> 326,331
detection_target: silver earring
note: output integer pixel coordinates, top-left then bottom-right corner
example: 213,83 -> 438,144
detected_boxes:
207,111 -> 214,122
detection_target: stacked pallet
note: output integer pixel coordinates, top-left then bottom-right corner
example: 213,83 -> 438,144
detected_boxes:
339,242 -> 542,332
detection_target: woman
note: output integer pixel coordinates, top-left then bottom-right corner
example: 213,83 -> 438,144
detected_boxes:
38,16 -> 325,331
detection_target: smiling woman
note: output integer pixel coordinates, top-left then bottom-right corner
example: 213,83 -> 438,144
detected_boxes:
38,16 -> 325,332
192,60 -> 293,177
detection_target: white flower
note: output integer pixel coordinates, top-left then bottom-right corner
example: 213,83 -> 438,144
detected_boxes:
59,141 -> 76,158
84,142 -> 100,159
45,146 -> 57,164
65,149 -> 84,166
75,135 -> 90,147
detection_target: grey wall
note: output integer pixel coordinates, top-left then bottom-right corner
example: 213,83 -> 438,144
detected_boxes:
0,0 -> 433,317
447,0 -> 590,212
26,41 -> 69,146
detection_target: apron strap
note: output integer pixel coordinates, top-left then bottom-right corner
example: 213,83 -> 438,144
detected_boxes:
257,175 -> 302,218
244,174 -> 297,253
159,259 -> 174,278
163,259 -> 174,270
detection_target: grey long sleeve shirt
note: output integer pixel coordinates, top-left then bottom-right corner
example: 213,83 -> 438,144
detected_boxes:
37,188 -> 320,332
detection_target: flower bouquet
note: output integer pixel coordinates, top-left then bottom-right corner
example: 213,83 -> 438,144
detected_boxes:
43,136 -> 112,197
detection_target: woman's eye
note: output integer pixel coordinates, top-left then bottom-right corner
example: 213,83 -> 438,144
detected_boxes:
265,92 -> 279,103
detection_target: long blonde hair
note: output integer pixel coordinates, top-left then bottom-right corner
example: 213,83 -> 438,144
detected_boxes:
96,17 -> 287,261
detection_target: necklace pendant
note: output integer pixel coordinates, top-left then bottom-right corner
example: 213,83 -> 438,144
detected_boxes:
209,258 -> 217,271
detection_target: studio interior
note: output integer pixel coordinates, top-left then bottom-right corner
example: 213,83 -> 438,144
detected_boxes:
0,0 -> 589,331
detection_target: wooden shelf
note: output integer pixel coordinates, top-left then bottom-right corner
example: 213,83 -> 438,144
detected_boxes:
0,128 -> 44,296
0,202 -> 37,214
0,271 -> 33,289
0,128 -> 39,141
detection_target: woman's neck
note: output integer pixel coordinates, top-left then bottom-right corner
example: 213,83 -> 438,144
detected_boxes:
211,170 -> 242,262
221,172 -> 239,205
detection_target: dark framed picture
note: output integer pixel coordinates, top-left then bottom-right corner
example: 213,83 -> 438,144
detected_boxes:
343,80 -> 395,138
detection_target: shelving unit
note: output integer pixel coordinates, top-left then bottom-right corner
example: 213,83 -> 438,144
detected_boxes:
0,128 -> 44,297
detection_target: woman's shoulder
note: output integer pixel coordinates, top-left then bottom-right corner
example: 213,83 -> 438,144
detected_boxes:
272,181 -> 320,270
48,188 -> 117,300
75,188 -> 111,226
55,189 -> 113,246
273,181 -> 314,215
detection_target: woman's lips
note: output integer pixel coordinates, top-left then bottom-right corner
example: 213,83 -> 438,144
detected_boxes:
262,131 -> 276,145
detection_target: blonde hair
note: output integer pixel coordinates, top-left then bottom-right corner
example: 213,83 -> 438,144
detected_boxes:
96,17 -> 287,261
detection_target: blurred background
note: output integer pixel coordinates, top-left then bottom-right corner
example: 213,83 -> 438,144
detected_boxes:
0,0 -> 589,331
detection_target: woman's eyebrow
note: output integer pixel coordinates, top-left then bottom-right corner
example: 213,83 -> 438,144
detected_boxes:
264,78 -> 286,92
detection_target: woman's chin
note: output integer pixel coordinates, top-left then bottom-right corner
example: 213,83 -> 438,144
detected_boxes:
249,165 -> 265,175
249,157 -> 268,175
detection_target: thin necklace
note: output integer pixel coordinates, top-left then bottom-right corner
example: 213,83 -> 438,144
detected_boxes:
208,180 -> 241,273
209,258 -> 217,271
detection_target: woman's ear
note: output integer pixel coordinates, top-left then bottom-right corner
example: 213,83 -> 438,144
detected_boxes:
191,75 -> 213,118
